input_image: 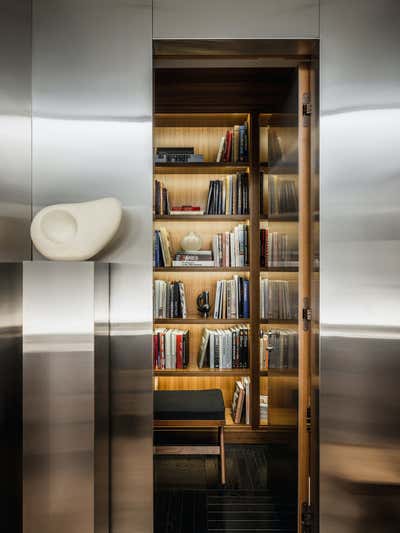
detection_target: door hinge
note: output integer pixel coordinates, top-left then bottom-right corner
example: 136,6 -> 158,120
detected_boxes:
301,501 -> 313,533
302,297 -> 311,331
306,405 -> 312,433
302,92 -> 312,127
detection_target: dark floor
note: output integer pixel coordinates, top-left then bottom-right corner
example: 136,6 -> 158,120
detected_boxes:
154,444 -> 297,533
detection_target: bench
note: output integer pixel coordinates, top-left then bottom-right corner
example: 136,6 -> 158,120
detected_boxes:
154,389 -> 226,485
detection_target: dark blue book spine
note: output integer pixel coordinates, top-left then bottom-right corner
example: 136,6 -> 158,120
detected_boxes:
154,231 -> 162,267
243,279 -> 250,318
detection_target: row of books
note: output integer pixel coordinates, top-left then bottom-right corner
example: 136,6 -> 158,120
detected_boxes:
260,279 -> 297,320
154,280 -> 187,319
260,329 -> 298,369
214,276 -> 250,319
260,228 -> 298,268
153,328 -> 189,369
198,325 -> 249,369
205,174 -> 249,215
212,224 -> 248,267
261,173 -> 298,216
154,179 -> 170,215
232,377 -> 251,424
216,123 -> 249,163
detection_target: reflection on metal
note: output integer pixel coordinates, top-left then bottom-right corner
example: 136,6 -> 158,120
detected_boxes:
94,263 -> 110,533
153,0 -> 319,39
109,264 -> 153,533
32,0 -> 153,262
23,262 -> 95,533
0,1 -> 32,260
0,264 -> 23,531
321,1 -> 400,531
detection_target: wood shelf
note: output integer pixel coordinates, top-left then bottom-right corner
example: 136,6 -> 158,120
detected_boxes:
260,213 -> 298,222
154,368 -> 251,377
154,113 -> 250,128
154,267 -> 250,273
154,317 -> 250,325
155,162 -> 249,174
259,319 -> 298,325
260,266 -> 298,272
154,215 -> 249,221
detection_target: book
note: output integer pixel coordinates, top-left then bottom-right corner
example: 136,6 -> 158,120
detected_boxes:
231,380 -> 245,423
216,135 -> 226,162
266,174 -> 298,216
172,260 -> 215,267
154,179 -> 170,215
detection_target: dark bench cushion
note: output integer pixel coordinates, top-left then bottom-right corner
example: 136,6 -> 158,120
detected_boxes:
154,389 -> 225,421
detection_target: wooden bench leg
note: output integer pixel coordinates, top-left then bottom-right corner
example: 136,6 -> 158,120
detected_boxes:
219,425 -> 226,486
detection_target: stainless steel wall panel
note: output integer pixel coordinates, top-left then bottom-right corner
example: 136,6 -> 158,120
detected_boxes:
153,0 -> 319,39
32,0 -> 153,262
0,1 -> 32,260
0,264 -> 23,532
94,263 -> 110,533
320,1 -> 400,531
23,262 -> 95,533
109,263 -> 152,533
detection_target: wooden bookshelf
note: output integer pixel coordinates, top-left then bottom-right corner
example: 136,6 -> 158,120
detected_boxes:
153,106 -> 302,435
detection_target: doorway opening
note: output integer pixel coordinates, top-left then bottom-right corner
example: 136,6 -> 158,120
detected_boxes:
152,39 -> 319,533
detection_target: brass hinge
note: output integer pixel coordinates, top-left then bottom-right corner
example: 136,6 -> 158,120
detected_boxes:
302,297 -> 311,331
301,501 -> 313,533
302,92 -> 312,126
306,405 -> 312,433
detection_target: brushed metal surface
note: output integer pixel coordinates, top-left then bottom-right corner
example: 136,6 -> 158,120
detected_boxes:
94,263 -> 110,533
23,262 -> 95,533
0,264 -> 23,531
153,0 -> 319,39
109,263 -> 153,533
0,1 -> 32,260
320,1 -> 400,531
32,0 -> 153,262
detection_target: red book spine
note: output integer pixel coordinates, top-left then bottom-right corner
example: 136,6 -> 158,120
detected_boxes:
153,333 -> 158,369
160,332 -> 165,369
176,334 -> 183,369
264,227 -> 268,266
224,131 -> 233,162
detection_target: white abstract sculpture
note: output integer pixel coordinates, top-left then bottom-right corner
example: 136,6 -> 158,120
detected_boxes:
30,197 -> 122,261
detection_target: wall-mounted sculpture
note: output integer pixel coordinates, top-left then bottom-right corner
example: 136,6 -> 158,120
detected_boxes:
30,197 -> 122,260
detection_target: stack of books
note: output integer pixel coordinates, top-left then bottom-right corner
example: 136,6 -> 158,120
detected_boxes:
153,328 -> 189,369
198,326 -> 249,369
260,227 -> 299,268
169,205 -> 204,216
212,224 -> 249,267
216,123 -> 248,163
205,174 -> 249,215
172,250 -> 214,268
259,329 -> 298,369
260,395 -> 269,424
260,279 -> 297,320
231,377 -> 251,424
153,280 -> 187,319
213,276 -> 250,319
154,179 -> 170,215
154,227 -> 173,267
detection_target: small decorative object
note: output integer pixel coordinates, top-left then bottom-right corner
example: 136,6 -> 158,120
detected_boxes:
180,231 -> 202,252
30,197 -> 122,261
197,291 -> 211,319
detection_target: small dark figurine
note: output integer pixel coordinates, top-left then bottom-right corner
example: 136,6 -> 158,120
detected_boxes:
196,291 -> 211,318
